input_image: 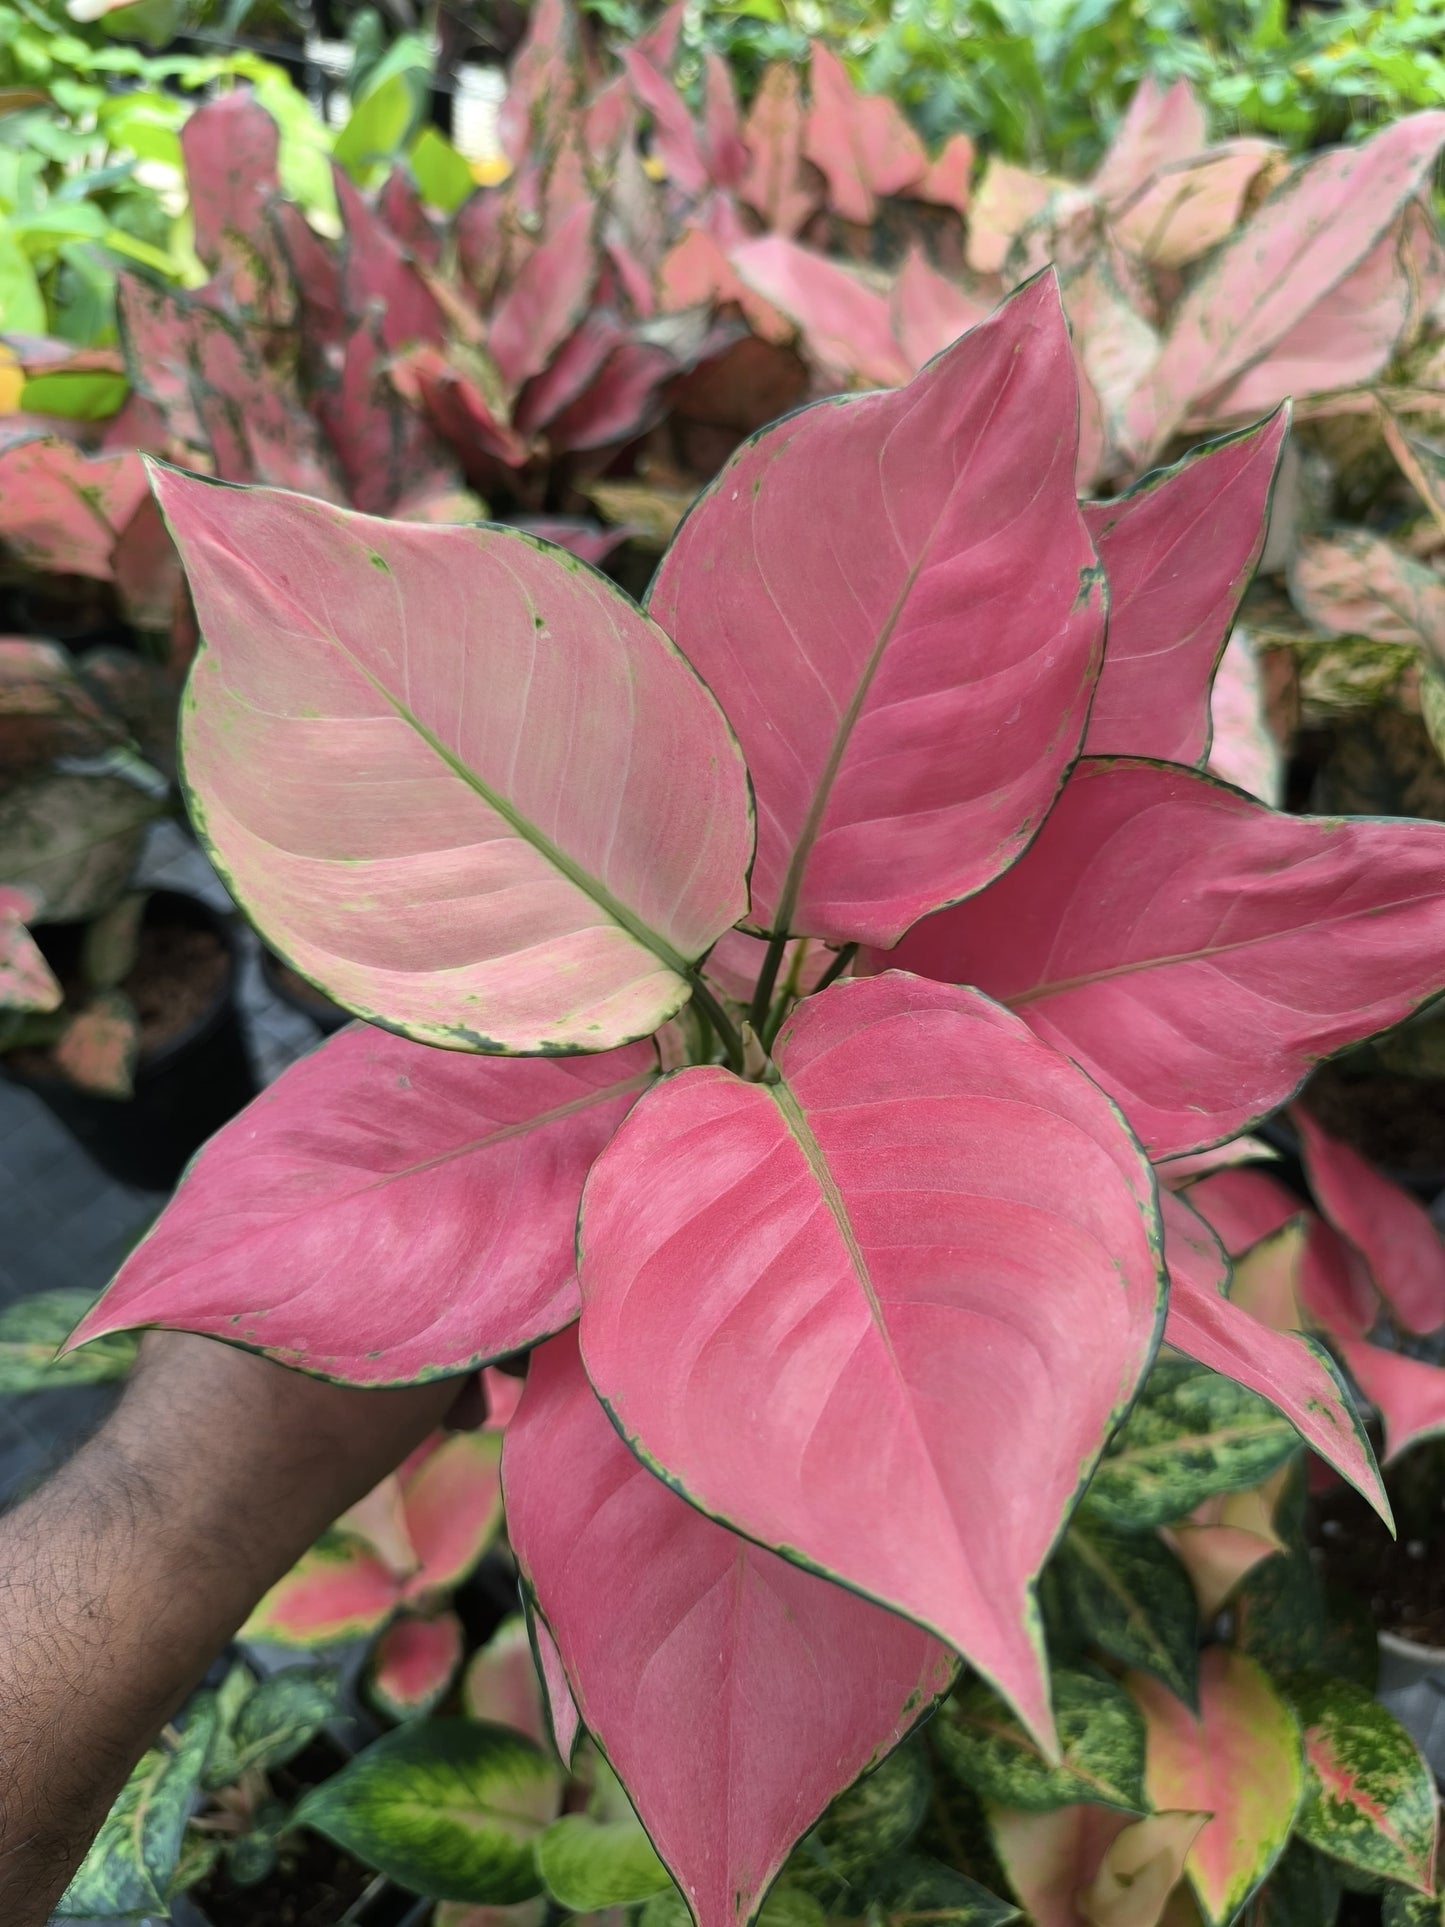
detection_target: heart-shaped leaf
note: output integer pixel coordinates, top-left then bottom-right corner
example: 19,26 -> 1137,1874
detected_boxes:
1293,1108 -> 1445,1335
1081,413 -> 1287,764
1286,1672 -> 1439,1893
152,469 -> 752,1054
1054,1515 -> 1198,1705
69,1025 -> 655,1380
1130,1651 -> 1302,1927
935,1671 -> 1148,1814
370,1612 -> 465,1721
649,273 -> 1103,947
296,1719 -> 560,1903
503,1330 -> 957,1927
885,759 -> 1445,1158
579,973 -> 1164,1748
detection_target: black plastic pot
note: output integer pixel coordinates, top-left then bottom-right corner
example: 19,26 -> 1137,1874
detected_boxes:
7,890 -> 257,1192
259,946 -> 352,1035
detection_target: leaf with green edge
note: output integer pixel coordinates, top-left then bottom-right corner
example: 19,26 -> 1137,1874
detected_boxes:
395,1429 -> 505,1601
242,1533 -> 400,1647
296,1719 -> 560,1904
152,469 -> 752,1056
1185,1168 -> 1303,1260
650,272 -> 1102,949
1286,1672 -> 1439,1894
643,1886 -> 828,1927
370,1610 -> 465,1721
578,974 -> 1165,1754
537,1813 -> 673,1910
205,1665 -> 340,1788
524,1598 -> 580,1766
1111,141 -> 1280,270
56,1694 -> 218,1917
1130,1651 -> 1303,1927
0,1287 -> 135,1393
934,1671 -> 1148,1816
1084,1357 -> 1299,1530
1054,1517 -> 1198,1706
1381,407 -> 1445,542
859,1853 -> 1020,1927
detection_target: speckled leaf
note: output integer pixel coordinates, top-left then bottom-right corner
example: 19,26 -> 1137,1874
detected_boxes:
1385,1888 -> 1445,1926
885,759 -> 1445,1157
1293,1108 -> 1445,1335
1055,1516 -> 1198,1705
1289,531 -> 1445,649
1382,409 -> 1445,541
370,1611 -> 465,1721
297,1719 -> 560,1903
504,1330 -> 958,1927
151,471 -> 752,1054
1081,413 -> 1287,763
0,889 -> 59,1012
206,1665 -> 340,1787
1085,1358 -> 1298,1529
0,1288 -> 135,1393
320,318 -> 459,521
1331,1338 -> 1445,1463
538,1814 -> 672,1909
729,235 -> 910,387
579,975 -> 1164,1750
650,275 -> 1103,946
793,1744 -> 932,1887
53,990 -> 140,1097
861,1853 -> 1019,1926
56,1698 -> 217,1917
182,91 -> 288,316
1131,1652 -> 1303,1927
935,1671 -> 1148,1814
1250,1840 -> 1343,1927
0,639 -> 125,772
966,160 -> 1066,275
1287,1672 -> 1438,1893
740,64 -> 818,236
0,769 -> 161,923
0,437 -> 148,579
802,43 -> 925,225
70,1024 -> 654,1381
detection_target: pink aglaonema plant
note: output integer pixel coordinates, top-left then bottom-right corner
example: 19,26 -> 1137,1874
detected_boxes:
72,279 -> 1445,1927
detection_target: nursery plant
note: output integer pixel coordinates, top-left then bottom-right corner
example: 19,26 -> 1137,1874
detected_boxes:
64,273 -> 1445,1924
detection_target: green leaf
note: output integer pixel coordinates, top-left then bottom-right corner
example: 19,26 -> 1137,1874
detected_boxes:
168,1827 -> 221,1896
1234,1549 -> 1327,1677
792,1743 -> 932,1893
860,1853 -> 1021,1926
643,1883 -> 827,1927
83,890 -> 145,991
334,70 -> 416,184
56,1695 -> 217,1916
10,203 -> 107,251
1286,1672 -> 1439,1895
204,1664 -> 340,1789
0,1288 -> 136,1392
1084,1358 -> 1299,1528
296,1718 -> 560,1903
536,1813 -> 672,1910
1386,1886 -> 1445,1925
0,222 -> 45,331
408,125 -> 474,212
1054,1515 -> 1198,1704
18,370 -> 129,419
933,1670 -> 1147,1814
1250,1839 -> 1343,1926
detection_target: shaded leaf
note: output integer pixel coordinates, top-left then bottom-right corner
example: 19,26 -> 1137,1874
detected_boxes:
0,768 -> 160,924
0,437 -> 147,579
1055,1517 -> 1198,1705
206,1665 -> 339,1787
462,1618 -> 550,1751
53,990 -> 140,1097
0,890 -> 60,1013
1079,1809 -> 1211,1927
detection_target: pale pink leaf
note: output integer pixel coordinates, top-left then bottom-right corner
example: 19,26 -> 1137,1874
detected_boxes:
462,1618 -> 551,1750
729,234 -> 910,386
1062,258 -> 1160,453
489,203 -> 598,392
911,133 -> 974,216
740,65 -> 818,238
482,1366 -> 526,1432
1169,1511 -> 1281,1619
966,160 -> 1068,275
528,1610 -> 581,1765
1158,1140 -> 1280,1186
802,42 -> 926,226
889,248 -> 990,370
1206,629 -> 1283,806
338,1475 -> 418,1580
498,0 -> 579,167
505,1329 -> 959,1927
0,438 -> 147,579
0,896 -> 60,1012
1080,1810 -> 1213,1927
988,1803 -> 1131,1927
399,1430 -> 505,1598
68,1025 -> 655,1380
1111,143 -> 1279,269
650,274 -> 1102,947
52,991 -> 138,1097
1293,1107 -> 1445,1334
885,759 -> 1445,1158
658,229 -> 792,346
578,974 -> 1164,1750
1092,76 -> 1209,207
702,929 -> 831,1006
149,471 -> 753,1053
1333,1337 -> 1445,1462
370,1610 -> 464,1719
1289,530 -> 1445,650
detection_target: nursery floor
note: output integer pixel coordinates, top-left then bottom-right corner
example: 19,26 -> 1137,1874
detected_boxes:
0,823 -> 320,1509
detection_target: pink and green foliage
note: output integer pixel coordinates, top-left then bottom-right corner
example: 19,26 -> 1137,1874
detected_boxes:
71,284 -> 1445,1925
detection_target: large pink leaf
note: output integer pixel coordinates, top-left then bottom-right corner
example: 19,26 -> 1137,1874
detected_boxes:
649,274 -> 1103,948
1293,1108 -> 1445,1335
729,235 -> 910,386
890,248 -> 990,370
1091,76 -> 1208,207
802,42 -> 925,225
0,887 -> 60,1012
578,973 -> 1164,1749
151,471 -> 753,1053
0,438 -> 147,579
1159,1191 -> 1386,1519
1081,412 -> 1287,764
1333,1337 -> 1445,1462
1111,143 -> 1279,270
398,1431 -> 505,1598
68,1025 -> 655,1381
739,64 -> 818,237
505,1329 -> 958,1927
1125,112 -> 1445,455
885,759 -> 1445,1158
489,203 -> 597,392
1183,1168 -> 1301,1256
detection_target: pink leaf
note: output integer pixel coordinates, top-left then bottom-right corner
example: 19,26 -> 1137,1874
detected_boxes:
181,91 -> 289,316
245,1538 -> 401,1645
388,345 -> 530,470
370,1610 -> 464,1718
966,160 -> 1067,275
1081,411 -> 1288,764
529,1610 -> 580,1765
578,974 -> 1164,1750
399,1430 -> 505,1598
740,64 -> 818,238
650,273 -> 1101,947
497,0 -> 580,167
702,52 -> 747,190
462,1618 -> 551,1751
1157,1140 -> 1279,1186
1160,1191 -> 1386,1520
489,203 -> 598,392
621,47 -> 709,194
52,992 -> 138,1097
334,168 -> 446,354
1183,1168 -> 1301,1256
728,235 -> 910,386
989,1804 -> 1130,1927
658,229 -> 793,345
702,929 -> 831,1005
1333,1337 -> 1445,1462
543,341 -> 678,453
889,248 -> 990,370
1299,1218 -> 1381,1341
0,438 -> 147,579
338,1475 -> 418,1579
1061,258 -> 1160,457
514,314 -> 629,438
481,1367 -> 525,1432
884,759 -> 1445,1158
1111,143 -> 1279,270
505,1329 -> 958,1927
1091,76 -> 1209,206
68,1025 -> 655,1380
1126,112 -> 1445,455
1289,530 -> 1445,650
911,133 -> 974,216
272,199 -> 348,355
149,471 -> 753,1053
1207,629 -> 1283,807
0,893 -> 60,1012
802,42 -> 926,226
321,318 -> 459,518
379,167 -> 442,266
1293,1108 -> 1445,1335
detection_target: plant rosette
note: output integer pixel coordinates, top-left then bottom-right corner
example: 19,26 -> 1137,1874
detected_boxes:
65,277 -> 1445,1926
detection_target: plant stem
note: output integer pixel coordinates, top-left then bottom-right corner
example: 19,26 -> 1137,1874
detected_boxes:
748,929 -> 792,1035
688,974 -> 746,1075
813,942 -> 858,995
